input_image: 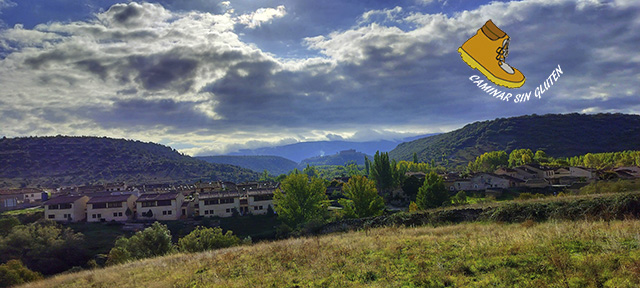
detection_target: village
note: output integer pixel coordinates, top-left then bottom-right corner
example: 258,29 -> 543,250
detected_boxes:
2,164 -> 639,224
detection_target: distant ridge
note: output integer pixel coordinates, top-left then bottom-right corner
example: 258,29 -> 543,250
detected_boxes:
227,135 -> 437,163
0,136 -> 259,188
197,155 -> 297,176
299,149 -> 371,168
389,113 -> 640,168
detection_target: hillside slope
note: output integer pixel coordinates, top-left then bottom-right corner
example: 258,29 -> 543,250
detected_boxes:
25,218 -> 640,287
196,155 -> 298,176
390,113 -> 640,167
0,136 -> 259,188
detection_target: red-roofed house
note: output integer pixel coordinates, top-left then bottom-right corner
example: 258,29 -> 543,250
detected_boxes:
44,195 -> 89,222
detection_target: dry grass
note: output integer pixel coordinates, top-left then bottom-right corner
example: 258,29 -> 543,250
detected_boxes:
22,219 -> 640,287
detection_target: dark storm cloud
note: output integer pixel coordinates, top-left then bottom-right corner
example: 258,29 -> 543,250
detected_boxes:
128,54 -> 199,93
88,98 -> 213,130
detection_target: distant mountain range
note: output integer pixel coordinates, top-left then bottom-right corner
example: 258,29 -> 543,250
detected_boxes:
197,155 -> 298,176
389,113 -> 640,168
0,136 -> 259,188
226,135 -> 436,163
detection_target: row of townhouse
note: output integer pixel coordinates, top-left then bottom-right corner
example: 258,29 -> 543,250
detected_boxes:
44,187 -> 276,223
0,188 -> 49,211
441,165 -> 602,193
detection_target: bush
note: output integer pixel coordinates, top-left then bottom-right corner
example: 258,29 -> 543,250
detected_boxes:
0,222 -> 88,275
106,222 -> 173,265
0,259 -> 42,287
451,191 -> 468,206
178,227 -> 240,253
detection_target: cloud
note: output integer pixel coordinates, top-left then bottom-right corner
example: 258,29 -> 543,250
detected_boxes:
1,0 -> 640,155
236,5 -> 286,29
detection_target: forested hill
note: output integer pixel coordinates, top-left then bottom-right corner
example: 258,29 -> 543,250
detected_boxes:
196,155 -> 298,176
0,136 -> 259,188
299,150 -> 371,168
389,113 -> 640,168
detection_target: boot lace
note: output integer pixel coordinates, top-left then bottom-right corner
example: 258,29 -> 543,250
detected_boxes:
496,38 -> 509,63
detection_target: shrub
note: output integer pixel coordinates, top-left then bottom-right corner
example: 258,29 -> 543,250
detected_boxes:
106,222 -> 173,265
178,227 -> 240,253
0,259 -> 42,287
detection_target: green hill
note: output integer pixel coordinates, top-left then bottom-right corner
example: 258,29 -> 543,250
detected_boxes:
299,149 -> 371,168
196,155 -> 298,176
389,113 -> 640,168
0,136 -> 259,188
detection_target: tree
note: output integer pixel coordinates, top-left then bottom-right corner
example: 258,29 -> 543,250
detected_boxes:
416,172 -> 449,209
259,169 -> 272,181
338,176 -> 385,218
178,227 -> 240,253
364,156 -> 371,176
0,216 -> 19,237
273,173 -> 329,228
0,260 -> 42,287
303,164 -> 318,178
0,222 -> 88,275
401,175 -> 424,202
371,151 -> 393,194
508,149 -> 534,167
534,150 -> 548,163
370,151 -> 404,198
106,222 -> 173,265
413,152 -> 419,163
468,151 -> 508,172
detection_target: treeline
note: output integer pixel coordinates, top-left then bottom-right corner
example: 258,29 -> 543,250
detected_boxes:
389,113 -> 640,168
468,149 -> 640,173
0,218 -> 244,287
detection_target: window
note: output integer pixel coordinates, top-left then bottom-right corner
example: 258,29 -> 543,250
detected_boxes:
163,211 -> 167,215
49,204 -> 59,210
253,195 -> 273,201
60,203 -> 72,209
48,214 -> 55,219
204,199 -> 219,205
254,206 -> 259,210
157,200 -> 172,206
64,214 -> 71,219
226,208 -> 231,213
118,212 -> 123,217
205,210 -> 209,215
92,214 -> 97,218
107,202 -> 122,208
220,198 -> 234,204
113,212 -> 118,217
259,206 -> 263,210
168,210 -> 172,215
93,203 -> 107,209
97,214 -> 101,218
209,210 -> 214,215
141,201 -> 156,207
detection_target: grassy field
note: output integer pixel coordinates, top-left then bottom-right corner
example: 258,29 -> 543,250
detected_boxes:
23,218 -> 640,288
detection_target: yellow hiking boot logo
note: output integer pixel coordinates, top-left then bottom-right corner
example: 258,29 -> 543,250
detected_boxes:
458,20 -> 525,88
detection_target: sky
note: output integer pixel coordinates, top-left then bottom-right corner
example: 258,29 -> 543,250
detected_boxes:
1,0 -> 639,156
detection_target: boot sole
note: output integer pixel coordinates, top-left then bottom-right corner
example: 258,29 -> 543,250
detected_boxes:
458,47 -> 525,89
